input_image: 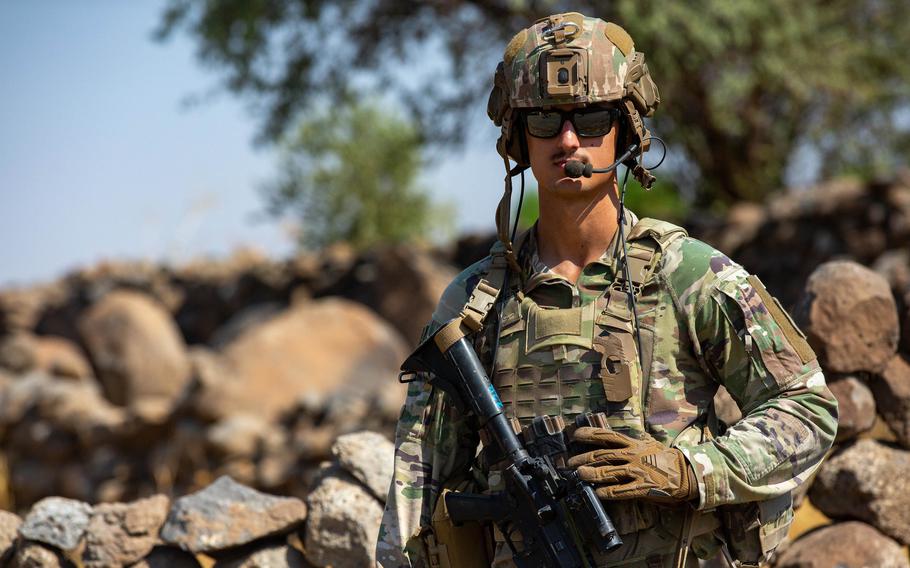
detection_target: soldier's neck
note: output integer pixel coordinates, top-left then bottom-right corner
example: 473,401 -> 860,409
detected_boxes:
536,182 -> 620,284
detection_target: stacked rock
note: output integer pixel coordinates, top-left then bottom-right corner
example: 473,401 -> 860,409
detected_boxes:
760,259 -> 910,567
0,431 -> 393,567
0,243 -> 454,512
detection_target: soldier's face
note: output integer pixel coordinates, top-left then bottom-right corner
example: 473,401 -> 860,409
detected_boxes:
525,104 -> 618,197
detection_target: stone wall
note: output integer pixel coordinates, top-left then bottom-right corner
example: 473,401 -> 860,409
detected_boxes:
698,174 -> 910,567
0,431 -> 392,567
0,244 -> 456,513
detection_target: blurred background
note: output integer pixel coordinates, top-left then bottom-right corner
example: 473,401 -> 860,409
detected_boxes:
1,2 -> 910,566
6,0 -> 908,287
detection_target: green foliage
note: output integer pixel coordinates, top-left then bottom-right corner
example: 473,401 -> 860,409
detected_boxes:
616,0 -> 910,203
160,0 -> 910,206
622,176 -> 690,223
510,171 -> 688,230
262,101 -> 449,250
516,187 -> 539,231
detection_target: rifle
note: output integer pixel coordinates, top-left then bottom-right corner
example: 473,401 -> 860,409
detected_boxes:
400,321 -> 623,568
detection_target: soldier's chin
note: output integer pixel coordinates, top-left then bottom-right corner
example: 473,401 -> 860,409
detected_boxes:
551,176 -> 586,193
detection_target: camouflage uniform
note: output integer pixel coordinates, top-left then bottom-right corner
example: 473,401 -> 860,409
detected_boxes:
377,213 -> 838,567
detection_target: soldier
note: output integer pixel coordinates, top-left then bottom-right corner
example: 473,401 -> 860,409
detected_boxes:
378,11 -> 838,568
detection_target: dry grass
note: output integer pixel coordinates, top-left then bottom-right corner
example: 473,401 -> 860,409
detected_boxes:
788,498 -> 831,540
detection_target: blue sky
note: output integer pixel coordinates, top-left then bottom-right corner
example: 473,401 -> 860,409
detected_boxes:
0,2 -> 504,287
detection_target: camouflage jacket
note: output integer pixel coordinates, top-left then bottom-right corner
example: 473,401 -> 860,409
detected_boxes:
377,214 -> 838,567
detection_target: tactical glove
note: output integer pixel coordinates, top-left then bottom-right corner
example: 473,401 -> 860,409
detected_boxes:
567,427 -> 699,504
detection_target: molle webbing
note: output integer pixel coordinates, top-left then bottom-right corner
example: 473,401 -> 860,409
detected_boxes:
598,236 -> 661,335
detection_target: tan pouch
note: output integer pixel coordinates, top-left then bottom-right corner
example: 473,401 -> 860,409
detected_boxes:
427,489 -> 491,568
719,492 -> 793,567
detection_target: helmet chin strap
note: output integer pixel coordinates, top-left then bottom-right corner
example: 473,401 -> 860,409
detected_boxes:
494,154 -> 526,273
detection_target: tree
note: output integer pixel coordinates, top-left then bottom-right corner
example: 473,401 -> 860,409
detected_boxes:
262,101 -> 449,250
158,0 -> 910,205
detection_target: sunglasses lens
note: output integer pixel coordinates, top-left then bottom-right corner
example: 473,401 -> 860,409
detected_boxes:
526,108 -> 616,138
574,109 -> 614,137
526,111 -> 564,137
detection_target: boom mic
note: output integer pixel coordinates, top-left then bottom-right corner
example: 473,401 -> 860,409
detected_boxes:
564,143 -> 642,179
564,160 -> 593,178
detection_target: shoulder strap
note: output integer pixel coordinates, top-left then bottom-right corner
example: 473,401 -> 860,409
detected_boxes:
627,217 -> 688,248
435,232 -> 528,353
612,217 -> 688,294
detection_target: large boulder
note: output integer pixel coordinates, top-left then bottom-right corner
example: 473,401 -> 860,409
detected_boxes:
0,333 -> 36,374
794,261 -> 899,373
304,466 -> 383,568
80,494 -> 170,568
0,284 -> 60,336
332,431 -> 395,502
870,354 -> 910,449
186,346 -> 243,422
0,333 -> 92,379
209,302 -> 284,349
32,335 -> 92,379
809,439 -> 910,545
0,373 -> 126,457
206,298 -> 407,421
78,290 -> 192,417
172,249 -> 292,344
775,521 -> 909,568
160,476 -> 307,554
319,245 -> 457,346
29,261 -> 184,351
827,374 -> 877,442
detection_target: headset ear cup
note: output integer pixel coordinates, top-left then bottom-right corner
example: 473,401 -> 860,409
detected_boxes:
508,115 -> 530,167
624,52 -> 660,118
487,62 -> 510,126
617,101 -> 656,188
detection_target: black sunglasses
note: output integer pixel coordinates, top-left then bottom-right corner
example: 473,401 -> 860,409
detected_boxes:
524,106 -> 621,138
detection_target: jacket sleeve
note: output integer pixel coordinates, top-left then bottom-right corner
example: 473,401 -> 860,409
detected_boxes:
376,375 -> 477,566
376,260 -> 490,567
673,247 -> 838,510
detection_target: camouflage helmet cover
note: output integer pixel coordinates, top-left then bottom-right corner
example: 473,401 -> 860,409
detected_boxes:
488,12 -> 660,167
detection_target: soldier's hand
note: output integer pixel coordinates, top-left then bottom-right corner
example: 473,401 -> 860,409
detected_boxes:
567,427 -> 699,504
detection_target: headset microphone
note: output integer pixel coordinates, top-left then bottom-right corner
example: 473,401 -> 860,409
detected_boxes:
564,143 -> 641,179
564,160 -> 592,178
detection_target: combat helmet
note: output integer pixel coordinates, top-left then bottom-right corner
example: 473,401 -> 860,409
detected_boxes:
487,13 -> 660,265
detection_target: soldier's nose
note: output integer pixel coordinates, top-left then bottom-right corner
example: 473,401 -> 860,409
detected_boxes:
556,119 -> 580,153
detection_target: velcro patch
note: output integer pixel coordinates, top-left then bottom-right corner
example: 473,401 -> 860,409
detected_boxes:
747,275 -> 816,364
604,22 -> 634,56
535,306 -> 582,339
